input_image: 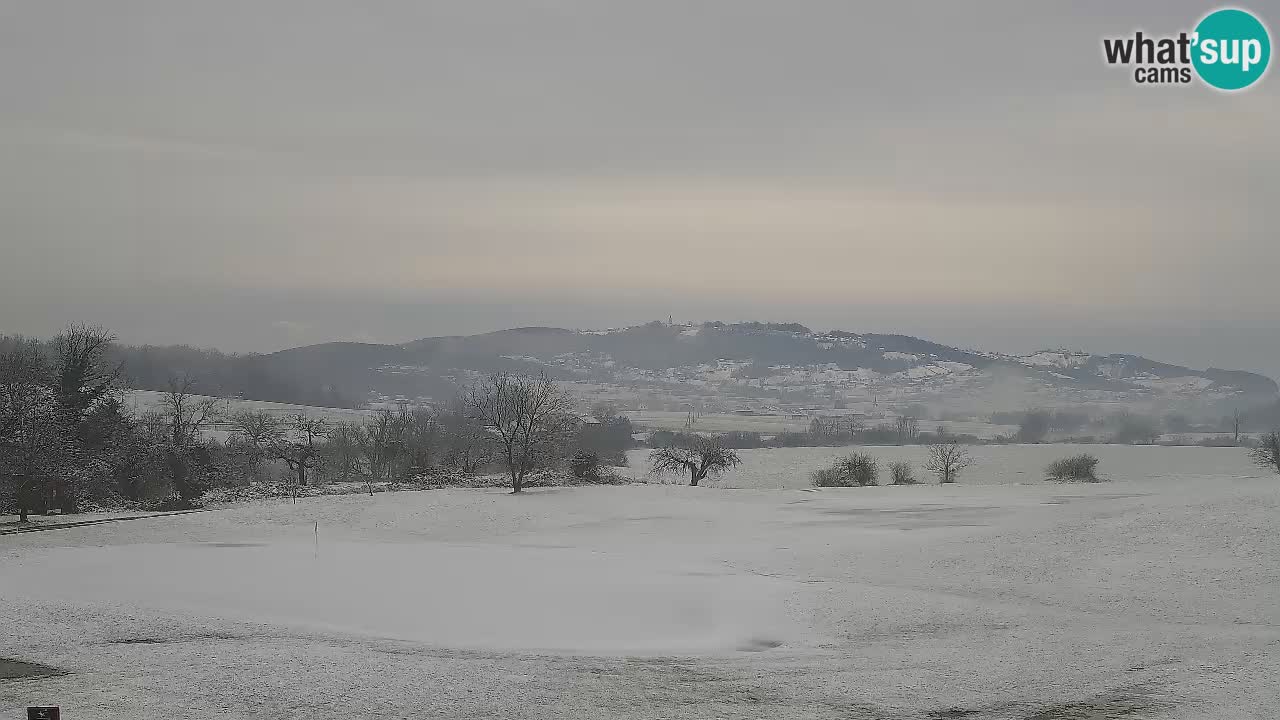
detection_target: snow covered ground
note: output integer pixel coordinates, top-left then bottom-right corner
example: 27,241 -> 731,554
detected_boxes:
2,472 -> 1278,718
627,443 -> 1266,488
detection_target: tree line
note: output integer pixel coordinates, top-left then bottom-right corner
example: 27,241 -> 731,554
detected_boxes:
6,325 -> 1278,520
1,326 -> 639,519
0,334 -> 362,409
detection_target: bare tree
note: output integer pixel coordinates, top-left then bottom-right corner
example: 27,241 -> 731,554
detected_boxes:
275,415 -> 328,489
228,410 -> 283,482
162,373 -> 221,448
398,405 -> 439,476
649,435 -> 741,486
1252,431 -> 1280,475
324,421 -> 365,485
1233,410 -> 1244,446
895,415 -> 920,444
138,409 -> 167,442
439,405 -> 493,474
462,372 -> 574,493
160,373 -> 222,499
360,409 -> 400,482
925,440 -> 974,484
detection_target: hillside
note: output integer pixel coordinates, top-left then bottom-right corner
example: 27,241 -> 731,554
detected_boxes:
248,322 -> 1277,417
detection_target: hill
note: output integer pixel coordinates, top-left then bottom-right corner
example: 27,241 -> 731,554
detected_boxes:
245,322 -> 1277,417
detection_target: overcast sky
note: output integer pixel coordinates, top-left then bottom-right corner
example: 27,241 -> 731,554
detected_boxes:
1,1 -> 1277,378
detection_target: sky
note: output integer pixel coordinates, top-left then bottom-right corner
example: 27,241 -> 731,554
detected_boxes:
1,1 -> 1278,379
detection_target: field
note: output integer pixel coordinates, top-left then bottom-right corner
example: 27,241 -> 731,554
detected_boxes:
622,410 -> 1019,439
123,390 -> 374,441
627,443 -> 1264,488
3,447 -> 1278,719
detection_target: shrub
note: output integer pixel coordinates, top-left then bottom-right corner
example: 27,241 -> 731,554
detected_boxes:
811,453 -> 879,487
889,461 -> 916,485
720,431 -> 766,449
774,431 -> 813,447
569,451 -> 602,481
1250,431 -> 1280,474
141,494 -> 202,512
531,467 -> 629,487
1045,454 -> 1102,482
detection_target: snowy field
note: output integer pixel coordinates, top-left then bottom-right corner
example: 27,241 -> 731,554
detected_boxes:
123,390 -> 373,424
627,443 -> 1265,488
624,410 -> 1019,439
2,470 -> 1278,718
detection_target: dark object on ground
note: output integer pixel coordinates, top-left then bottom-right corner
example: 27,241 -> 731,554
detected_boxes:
1,659 -> 64,681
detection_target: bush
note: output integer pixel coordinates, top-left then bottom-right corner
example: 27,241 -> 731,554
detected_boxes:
811,453 -> 879,487
720,431 -> 766,449
569,451 -> 602,481
141,494 -> 202,512
889,461 -> 916,485
1045,454 -> 1102,482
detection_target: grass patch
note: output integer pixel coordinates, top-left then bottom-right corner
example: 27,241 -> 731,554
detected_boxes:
0,658 -> 65,681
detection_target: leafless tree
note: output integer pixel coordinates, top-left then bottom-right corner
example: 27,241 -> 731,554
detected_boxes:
439,405 -> 493,474
925,440 -> 974,484
138,409 -> 167,442
228,410 -> 283,482
895,415 -> 920,444
398,405 -> 439,476
889,461 -> 916,485
1233,410 -> 1244,446
230,410 -> 282,448
160,373 -> 222,499
324,421 -> 365,485
275,415 -> 328,489
360,409 -> 400,481
1252,431 -> 1280,475
810,416 -> 862,441
462,372 -> 574,493
162,373 -> 221,448
649,435 -> 741,486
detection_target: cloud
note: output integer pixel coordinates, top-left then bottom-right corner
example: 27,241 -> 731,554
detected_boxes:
0,0 -> 1276,378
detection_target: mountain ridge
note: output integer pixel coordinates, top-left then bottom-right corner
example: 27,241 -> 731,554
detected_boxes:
256,322 -> 1277,412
